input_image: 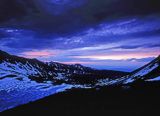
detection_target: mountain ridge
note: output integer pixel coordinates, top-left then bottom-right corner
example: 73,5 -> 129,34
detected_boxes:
123,55 -> 160,84
0,50 -> 128,85
0,49 -> 159,87
0,49 -> 160,113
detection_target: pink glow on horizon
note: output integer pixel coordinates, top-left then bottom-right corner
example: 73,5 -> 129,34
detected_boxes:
59,61 -> 95,65
21,50 -> 57,58
72,52 -> 160,60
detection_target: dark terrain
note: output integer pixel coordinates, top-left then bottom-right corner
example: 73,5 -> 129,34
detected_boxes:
2,81 -> 160,116
0,50 -> 160,116
0,50 -> 128,85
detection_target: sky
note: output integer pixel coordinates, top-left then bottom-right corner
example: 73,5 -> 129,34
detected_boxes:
0,0 -> 160,72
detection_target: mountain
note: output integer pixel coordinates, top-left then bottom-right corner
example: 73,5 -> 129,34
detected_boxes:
0,50 -> 128,85
1,55 -> 160,115
0,49 -> 160,113
0,50 -> 56,82
0,49 -> 159,87
89,55 -> 160,87
123,55 -> 160,84
0,50 -> 128,112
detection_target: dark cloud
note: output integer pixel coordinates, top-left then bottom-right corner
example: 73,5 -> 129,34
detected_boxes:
0,32 -> 7,39
0,14 -> 160,52
0,0 -> 38,23
0,0 -> 160,71
114,44 -> 160,50
0,0 -> 160,36
146,44 -> 160,48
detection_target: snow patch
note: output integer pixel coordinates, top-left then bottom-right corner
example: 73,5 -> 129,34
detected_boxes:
123,63 -> 159,84
96,77 -> 125,86
146,76 -> 160,82
134,63 -> 159,77
0,76 -> 73,112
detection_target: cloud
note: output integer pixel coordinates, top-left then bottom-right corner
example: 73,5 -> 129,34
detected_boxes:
112,43 -> 160,50
69,49 -> 160,60
1,0 -> 160,35
20,49 -> 59,59
0,0 -> 160,71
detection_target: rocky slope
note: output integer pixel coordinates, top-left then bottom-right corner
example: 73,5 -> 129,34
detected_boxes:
0,50 -> 128,85
0,50 -> 159,113
123,55 -> 160,84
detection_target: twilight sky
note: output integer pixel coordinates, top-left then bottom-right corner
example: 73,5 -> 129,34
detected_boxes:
0,0 -> 160,71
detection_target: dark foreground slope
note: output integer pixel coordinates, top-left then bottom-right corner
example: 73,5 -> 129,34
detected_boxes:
0,51 -> 159,115
2,81 -> 160,116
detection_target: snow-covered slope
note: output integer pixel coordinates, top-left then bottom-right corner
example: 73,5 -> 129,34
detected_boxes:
0,50 -> 129,112
123,55 -> 160,84
1,50 -> 159,87
0,50 -> 128,85
0,77 -> 73,112
2,50 -> 159,112
95,55 -> 160,86
0,50 -> 57,82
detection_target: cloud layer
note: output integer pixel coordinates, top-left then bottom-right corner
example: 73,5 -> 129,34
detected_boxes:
0,0 -> 160,71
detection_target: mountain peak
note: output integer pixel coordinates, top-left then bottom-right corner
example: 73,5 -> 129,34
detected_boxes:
0,50 -> 8,54
0,50 -> 9,55
73,64 -> 83,67
153,55 -> 160,63
157,55 -> 160,60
